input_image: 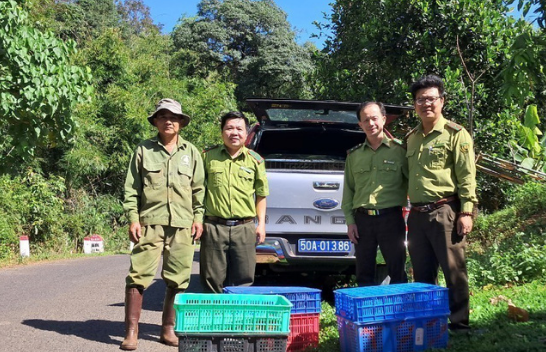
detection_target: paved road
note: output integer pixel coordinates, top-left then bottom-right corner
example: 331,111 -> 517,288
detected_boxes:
0,251 -> 203,352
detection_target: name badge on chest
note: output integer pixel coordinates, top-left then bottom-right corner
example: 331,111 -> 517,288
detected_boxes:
181,155 -> 190,166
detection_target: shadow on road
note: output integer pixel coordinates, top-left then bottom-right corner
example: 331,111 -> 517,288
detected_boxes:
22,318 -> 166,345
22,250 -> 204,346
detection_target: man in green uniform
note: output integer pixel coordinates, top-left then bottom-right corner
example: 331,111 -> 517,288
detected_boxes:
200,111 -> 269,293
121,98 -> 205,350
342,102 -> 408,286
406,75 -> 477,331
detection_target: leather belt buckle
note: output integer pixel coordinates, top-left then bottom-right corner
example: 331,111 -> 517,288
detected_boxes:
225,220 -> 238,226
412,203 -> 440,212
367,209 -> 378,216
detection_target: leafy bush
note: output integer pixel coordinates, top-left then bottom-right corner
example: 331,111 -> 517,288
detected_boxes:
471,181 -> 546,249
63,190 -> 128,252
468,232 -> 546,287
509,181 -> 546,217
469,182 -> 546,287
0,170 -> 129,261
0,170 -> 66,259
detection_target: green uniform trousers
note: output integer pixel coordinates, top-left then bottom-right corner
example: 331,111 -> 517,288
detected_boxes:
354,207 -> 408,286
200,221 -> 256,293
407,201 -> 469,327
126,225 -> 194,290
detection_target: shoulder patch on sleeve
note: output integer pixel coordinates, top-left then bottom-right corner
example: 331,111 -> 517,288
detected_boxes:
203,145 -> 219,153
446,120 -> 463,132
248,149 -> 264,164
347,143 -> 363,155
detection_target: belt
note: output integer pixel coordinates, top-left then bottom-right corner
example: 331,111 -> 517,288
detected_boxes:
206,216 -> 254,226
356,206 -> 402,216
411,195 -> 459,213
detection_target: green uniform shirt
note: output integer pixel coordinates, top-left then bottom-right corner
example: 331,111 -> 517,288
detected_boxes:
406,116 -> 477,213
203,145 -> 269,219
341,136 -> 408,225
123,135 -> 205,228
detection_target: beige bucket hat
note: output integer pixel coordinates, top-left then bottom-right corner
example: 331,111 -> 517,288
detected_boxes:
147,98 -> 191,127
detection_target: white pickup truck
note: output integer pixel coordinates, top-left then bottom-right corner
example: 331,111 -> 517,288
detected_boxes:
245,99 -> 412,277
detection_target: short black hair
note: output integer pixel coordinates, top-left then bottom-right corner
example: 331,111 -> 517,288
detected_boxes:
356,101 -> 386,121
220,111 -> 250,130
410,75 -> 445,100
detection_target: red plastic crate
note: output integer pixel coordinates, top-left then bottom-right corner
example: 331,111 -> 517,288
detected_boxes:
287,313 -> 320,352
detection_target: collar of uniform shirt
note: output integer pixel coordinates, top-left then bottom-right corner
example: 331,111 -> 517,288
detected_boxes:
364,135 -> 391,149
151,134 -> 188,150
220,144 -> 247,159
417,115 -> 447,136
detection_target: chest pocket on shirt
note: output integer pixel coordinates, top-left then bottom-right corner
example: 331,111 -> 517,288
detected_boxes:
354,164 -> 371,187
209,167 -> 224,188
238,167 -> 255,191
427,145 -> 447,169
142,160 -> 164,189
379,163 -> 398,181
177,164 -> 192,187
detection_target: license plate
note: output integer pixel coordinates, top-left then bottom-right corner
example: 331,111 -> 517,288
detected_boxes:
298,239 -> 351,253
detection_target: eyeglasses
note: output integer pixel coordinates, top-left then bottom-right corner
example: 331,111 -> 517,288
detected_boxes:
415,96 -> 442,106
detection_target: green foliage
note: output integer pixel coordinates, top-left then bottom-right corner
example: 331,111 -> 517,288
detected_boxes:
0,171 -> 129,260
24,0 -> 90,42
500,30 -> 546,107
472,182 -> 546,245
115,0 -> 159,37
509,105 -> 546,171
468,232 -> 546,286
317,301 -> 340,351
316,0 -> 523,131
508,0 -> 546,28
74,0 -> 119,36
171,0 -> 314,104
0,0 -> 93,165
63,190 -> 127,251
469,182 -> 546,286
509,180 -> 546,216
0,171 -> 65,259
81,28 -> 129,89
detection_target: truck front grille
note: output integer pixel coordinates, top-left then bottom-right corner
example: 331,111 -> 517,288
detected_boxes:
265,159 -> 345,171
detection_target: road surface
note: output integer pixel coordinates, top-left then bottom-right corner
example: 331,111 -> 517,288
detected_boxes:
0,251 -> 202,352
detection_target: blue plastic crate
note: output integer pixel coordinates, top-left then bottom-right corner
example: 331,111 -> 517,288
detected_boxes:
223,286 -> 322,314
337,314 -> 449,352
334,283 -> 449,323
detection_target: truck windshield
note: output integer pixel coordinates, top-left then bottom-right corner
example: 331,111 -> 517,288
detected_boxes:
266,108 -> 357,124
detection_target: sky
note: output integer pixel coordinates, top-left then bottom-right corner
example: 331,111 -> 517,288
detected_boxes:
141,0 -> 333,48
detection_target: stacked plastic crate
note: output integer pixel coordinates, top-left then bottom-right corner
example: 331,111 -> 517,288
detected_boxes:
335,283 -> 450,352
174,293 -> 292,352
224,286 -> 322,352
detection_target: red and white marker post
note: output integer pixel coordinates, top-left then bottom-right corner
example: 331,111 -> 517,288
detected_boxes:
20,236 -> 30,257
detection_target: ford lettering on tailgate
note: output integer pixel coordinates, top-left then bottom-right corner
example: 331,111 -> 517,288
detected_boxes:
298,239 -> 352,253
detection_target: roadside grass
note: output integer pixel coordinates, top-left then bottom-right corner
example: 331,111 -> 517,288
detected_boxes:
0,250 -> 118,269
314,280 -> 546,352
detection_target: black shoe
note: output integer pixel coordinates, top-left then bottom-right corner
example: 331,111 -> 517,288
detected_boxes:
448,322 -> 471,334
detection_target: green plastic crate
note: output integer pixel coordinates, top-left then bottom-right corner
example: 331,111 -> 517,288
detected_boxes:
174,293 -> 292,334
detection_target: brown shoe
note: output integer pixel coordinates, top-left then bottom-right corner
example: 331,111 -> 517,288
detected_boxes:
120,287 -> 143,350
159,287 -> 183,346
